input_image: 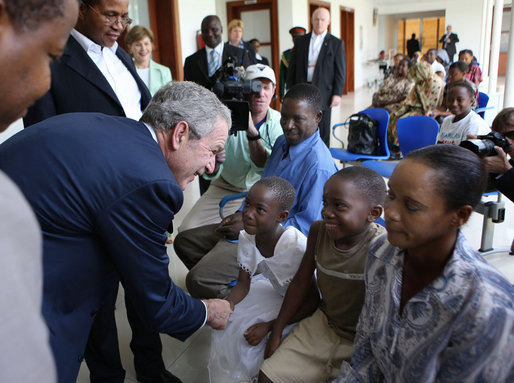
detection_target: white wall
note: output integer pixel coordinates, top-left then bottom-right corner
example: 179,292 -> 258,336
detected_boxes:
179,0 -> 217,62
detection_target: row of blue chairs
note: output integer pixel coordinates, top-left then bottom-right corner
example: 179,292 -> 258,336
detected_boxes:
330,89 -> 493,178
329,108 -> 440,178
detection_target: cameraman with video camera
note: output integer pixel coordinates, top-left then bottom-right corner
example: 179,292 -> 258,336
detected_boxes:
464,108 -> 514,202
179,64 -> 283,231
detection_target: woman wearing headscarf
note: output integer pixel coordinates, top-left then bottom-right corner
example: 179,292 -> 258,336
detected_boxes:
387,61 -> 445,154
372,58 -> 414,114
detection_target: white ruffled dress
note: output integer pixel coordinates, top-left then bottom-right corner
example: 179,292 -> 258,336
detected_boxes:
208,226 -> 307,383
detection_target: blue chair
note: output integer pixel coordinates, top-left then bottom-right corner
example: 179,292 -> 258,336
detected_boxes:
218,192 -> 248,245
362,115 -> 440,177
476,91 -> 493,119
219,192 -> 248,220
330,108 -> 390,165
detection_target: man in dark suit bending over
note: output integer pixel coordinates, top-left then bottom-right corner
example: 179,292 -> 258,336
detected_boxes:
184,15 -> 249,90
22,0 -> 171,382
286,7 -> 346,147
0,81 -> 233,383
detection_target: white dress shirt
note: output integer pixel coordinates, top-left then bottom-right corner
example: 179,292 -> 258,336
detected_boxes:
205,42 -> 224,73
307,29 -> 328,82
70,29 -> 143,120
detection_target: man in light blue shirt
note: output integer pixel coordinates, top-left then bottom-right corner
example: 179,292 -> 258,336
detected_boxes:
179,64 -> 283,231
174,83 -> 337,298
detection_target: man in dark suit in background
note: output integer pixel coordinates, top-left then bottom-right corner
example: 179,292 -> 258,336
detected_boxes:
22,1 -> 170,382
184,14 -> 250,195
184,15 -> 249,90
287,7 -> 346,147
440,25 -> 459,62
24,0 -> 151,127
0,81 -> 233,383
407,33 -> 421,59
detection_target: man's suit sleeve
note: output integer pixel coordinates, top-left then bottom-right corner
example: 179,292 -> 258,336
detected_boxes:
332,39 -> 346,97
24,91 -> 57,128
95,180 -> 206,340
183,57 -> 192,81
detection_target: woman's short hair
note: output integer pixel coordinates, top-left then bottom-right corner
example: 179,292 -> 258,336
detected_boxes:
406,145 -> 486,210
141,81 -> 231,140
228,19 -> 244,32
126,25 -> 154,46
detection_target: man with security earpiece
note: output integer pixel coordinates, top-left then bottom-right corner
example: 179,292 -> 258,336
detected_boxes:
178,64 -> 283,232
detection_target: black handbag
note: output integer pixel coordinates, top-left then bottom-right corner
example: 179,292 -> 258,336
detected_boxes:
346,112 -> 380,155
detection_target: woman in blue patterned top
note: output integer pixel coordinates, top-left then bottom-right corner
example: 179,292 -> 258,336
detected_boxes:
335,144 -> 514,382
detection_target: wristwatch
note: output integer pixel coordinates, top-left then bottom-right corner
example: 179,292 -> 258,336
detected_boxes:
247,133 -> 261,141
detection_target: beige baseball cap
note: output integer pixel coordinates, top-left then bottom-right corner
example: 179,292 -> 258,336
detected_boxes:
244,64 -> 276,85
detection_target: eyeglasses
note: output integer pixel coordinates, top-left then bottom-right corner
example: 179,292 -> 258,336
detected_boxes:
86,3 -> 133,27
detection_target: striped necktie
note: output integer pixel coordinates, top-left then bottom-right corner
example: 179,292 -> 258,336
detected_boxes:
208,49 -> 218,77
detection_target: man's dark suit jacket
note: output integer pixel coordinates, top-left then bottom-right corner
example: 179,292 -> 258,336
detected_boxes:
287,32 -> 346,110
183,43 -> 249,89
0,113 -> 206,383
439,32 -> 460,59
24,35 -> 151,127
407,38 -> 421,58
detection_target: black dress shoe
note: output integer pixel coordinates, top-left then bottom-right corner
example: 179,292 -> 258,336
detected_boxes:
136,370 -> 183,383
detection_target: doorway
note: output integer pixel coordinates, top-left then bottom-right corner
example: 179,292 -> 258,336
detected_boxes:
397,16 -> 445,56
147,0 -> 182,80
340,6 -> 354,94
227,0 -> 279,75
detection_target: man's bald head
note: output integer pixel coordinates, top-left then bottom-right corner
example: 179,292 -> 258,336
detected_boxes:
312,7 -> 330,35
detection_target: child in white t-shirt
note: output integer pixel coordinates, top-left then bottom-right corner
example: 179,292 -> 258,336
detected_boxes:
437,82 -> 490,145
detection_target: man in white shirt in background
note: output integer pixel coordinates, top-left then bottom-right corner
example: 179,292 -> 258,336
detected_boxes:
286,7 -> 346,147
24,0 -> 151,126
22,1 -> 174,383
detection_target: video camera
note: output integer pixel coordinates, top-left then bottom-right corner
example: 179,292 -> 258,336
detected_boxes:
209,57 -> 262,135
460,131 -> 511,157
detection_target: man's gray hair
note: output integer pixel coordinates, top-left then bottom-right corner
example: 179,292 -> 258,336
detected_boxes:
141,81 -> 231,139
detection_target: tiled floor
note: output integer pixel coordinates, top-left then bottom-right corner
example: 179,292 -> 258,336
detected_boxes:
77,86 -> 514,383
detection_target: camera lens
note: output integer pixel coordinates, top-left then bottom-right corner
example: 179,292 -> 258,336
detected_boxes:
459,139 -> 496,157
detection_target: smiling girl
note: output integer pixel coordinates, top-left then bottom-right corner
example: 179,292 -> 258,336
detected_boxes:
208,177 -> 306,382
437,82 -> 490,145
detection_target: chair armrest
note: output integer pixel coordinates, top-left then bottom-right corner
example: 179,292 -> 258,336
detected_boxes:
475,106 -> 494,114
219,192 -> 248,220
331,122 -> 349,147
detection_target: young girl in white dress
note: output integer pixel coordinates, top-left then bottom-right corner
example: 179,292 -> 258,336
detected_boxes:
208,177 -> 307,383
